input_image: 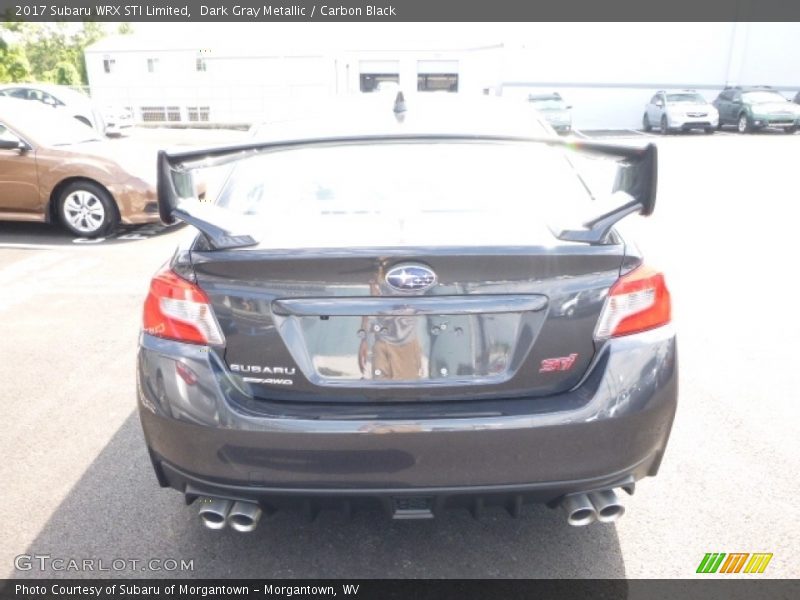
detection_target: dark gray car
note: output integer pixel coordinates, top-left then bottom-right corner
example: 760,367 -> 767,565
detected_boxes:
137,95 -> 677,532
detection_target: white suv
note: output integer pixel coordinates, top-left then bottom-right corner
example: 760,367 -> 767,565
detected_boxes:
643,90 -> 718,134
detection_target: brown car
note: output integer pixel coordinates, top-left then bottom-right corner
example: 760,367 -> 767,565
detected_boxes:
0,98 -> 158,237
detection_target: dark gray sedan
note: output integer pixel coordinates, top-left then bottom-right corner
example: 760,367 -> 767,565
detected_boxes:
137,94 -> 677,532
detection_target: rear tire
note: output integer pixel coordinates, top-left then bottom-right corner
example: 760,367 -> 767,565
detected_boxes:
643,113 -> 652,132
705,127 -> 715,134
737,113 -> 752,134
58,181 -> 118,238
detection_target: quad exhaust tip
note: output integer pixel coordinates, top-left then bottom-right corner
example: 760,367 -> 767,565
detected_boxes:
561,489 -> 625,526
588,489 -> 625,523
198,497 -> 232,530
561,493 -> 597,526
198,498 -> 263,532
227,501 -> 263,533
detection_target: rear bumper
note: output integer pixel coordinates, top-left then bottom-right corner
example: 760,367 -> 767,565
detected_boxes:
137,325 -> 677,505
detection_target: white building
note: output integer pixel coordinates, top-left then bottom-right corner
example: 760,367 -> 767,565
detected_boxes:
84,34 -> 504,125
84,23 -> 800,129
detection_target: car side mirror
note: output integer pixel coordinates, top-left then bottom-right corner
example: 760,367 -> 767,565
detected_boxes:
0,138 -> 26,151
654,101 -> 663,108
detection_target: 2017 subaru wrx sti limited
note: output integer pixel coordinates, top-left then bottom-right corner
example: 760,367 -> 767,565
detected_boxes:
137,95 -> 677,532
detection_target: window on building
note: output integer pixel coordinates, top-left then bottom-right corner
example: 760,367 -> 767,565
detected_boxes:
417,73 -> 459,92
147,58 -> 159,73
140,106 -> 167,122
196,58 -> 207,72
139,106 -> 182,122
187,106 -> 211,122
103,58 -> 115,74
359,73 -> 399,93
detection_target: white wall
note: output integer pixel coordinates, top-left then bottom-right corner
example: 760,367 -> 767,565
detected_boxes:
85,23 -> 800,128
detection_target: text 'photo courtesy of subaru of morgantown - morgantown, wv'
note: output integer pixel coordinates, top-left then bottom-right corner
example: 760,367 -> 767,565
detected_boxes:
136,93 -> 676,532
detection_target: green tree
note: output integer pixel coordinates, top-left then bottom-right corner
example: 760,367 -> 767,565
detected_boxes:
51,61 -> 82,86
0,45 -> 31,82
0,22 -> 108,85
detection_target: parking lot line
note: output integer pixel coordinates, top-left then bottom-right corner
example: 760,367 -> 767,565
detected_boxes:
628,129 -> 657,137
0,243 -> 78,251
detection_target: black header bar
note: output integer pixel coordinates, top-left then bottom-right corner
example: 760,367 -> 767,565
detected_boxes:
3,0 -> 800,22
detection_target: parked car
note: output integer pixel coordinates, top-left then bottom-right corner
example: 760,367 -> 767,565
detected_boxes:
713,86 -> 799,133
0,98 -> 158,237
0,83 -> 132,136
527,92 -> 572,134
138,94 -> 677,532
101,104 -> 135,137
643,90 -> 718,134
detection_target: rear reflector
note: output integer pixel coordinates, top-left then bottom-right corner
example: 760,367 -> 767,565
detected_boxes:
594,264 -> 671,339
142,266 -> 224,346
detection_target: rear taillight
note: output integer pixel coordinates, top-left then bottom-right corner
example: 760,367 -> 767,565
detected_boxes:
142,267 -> 224,345
594,264 -> 671,339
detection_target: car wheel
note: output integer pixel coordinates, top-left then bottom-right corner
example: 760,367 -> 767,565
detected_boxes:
58,181 -> 118,238
784,126 -> 797,134
705,127 -> 715,134
642,113 -> 652,132
737,113 -> 752,133
660,115 -> 670,134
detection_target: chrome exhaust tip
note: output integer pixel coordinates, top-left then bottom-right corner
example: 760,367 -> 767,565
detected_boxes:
227,501 -> 262,533
588,489 -> 625,523
198,497 -> 232,530
560,493 -> 597,527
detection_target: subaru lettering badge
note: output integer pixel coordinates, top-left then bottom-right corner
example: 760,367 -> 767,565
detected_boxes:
385,264 -> 437,293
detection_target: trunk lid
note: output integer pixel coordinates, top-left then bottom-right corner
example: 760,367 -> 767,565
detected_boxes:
192,241 -> 623,403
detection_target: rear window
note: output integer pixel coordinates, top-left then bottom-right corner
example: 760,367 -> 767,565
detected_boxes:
217,142 -> 590,220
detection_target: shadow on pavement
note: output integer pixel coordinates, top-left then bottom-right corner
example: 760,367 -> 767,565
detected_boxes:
17,412 -> 627,579
0,222 -> 184,247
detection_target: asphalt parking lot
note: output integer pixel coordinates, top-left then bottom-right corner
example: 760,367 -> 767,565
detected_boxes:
1,128 -> 798,579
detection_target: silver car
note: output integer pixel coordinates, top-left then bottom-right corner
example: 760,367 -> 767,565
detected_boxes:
643,90 -> 719,134
0,83 -> 130,136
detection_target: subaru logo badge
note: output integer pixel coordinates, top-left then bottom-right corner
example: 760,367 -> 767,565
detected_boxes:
385,264 -> 437,293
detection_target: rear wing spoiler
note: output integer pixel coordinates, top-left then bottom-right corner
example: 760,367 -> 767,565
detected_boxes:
157,135 -> 657,249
